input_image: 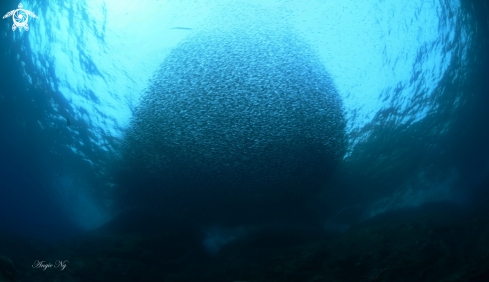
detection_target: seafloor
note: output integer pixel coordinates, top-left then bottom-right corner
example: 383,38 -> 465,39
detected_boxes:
1,199 -> 488,282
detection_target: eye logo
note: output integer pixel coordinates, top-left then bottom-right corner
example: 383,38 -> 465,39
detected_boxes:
3,3 -> 37,32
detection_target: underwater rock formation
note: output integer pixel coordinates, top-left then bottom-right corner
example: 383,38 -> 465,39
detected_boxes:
118,26 -> 346,224
0,255 -> 16,281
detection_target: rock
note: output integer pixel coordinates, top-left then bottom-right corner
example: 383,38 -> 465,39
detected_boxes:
0,256 -> 16,281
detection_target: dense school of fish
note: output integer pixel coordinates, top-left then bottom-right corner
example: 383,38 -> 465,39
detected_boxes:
119,20 -> 347,224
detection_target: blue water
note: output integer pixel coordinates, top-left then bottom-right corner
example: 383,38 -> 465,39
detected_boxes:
0,0 -> 488,245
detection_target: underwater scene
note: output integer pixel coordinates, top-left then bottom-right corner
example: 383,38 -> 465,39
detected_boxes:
0,0 -> 489,281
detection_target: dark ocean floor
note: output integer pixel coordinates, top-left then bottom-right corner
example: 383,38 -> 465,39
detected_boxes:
1,200 -> 489,282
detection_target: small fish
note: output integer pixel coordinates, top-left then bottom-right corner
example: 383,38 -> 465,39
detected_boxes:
171,27 -> 192,30
66,118 -> 72,126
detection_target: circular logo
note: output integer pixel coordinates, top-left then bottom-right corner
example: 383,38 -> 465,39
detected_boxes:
13,9 -> 27,27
